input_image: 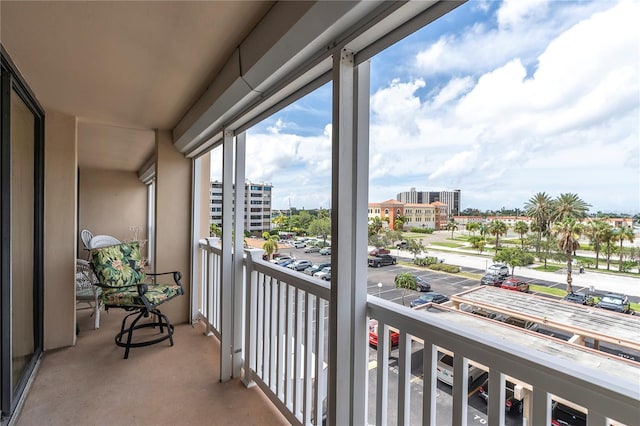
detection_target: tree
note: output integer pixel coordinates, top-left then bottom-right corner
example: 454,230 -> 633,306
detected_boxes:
446,221 -> 458,239
524,192 -> 553,255
394,272 -> 416,306
368,216 -> 385,236
602,225 -> 615,270
407,239 -> 425,259
488,220 -> 508,249
210,223 -> 221,237
584,220 -> 611,269
466,222 -> 480,236
478,223 -> 488,238
513,221 -> 529,248
262,234 -> 280,260
394,215 -> 408,230
550,193 -> 591,223
308,218 -> 331,245
493,247 -> 534,275
272,214 -> 289,230
552,219 -> 583,293
614,225 -> 635,272
469,236 -> 487,254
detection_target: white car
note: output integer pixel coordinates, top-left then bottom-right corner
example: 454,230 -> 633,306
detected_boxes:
304,246 -> 320,253
293,241 -> 306,248
487,264 -> 509,277
313,266 -> 331,280
287,259 -> 312,271
436,352 -> 484,386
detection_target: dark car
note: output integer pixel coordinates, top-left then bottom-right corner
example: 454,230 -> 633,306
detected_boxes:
500,277 -> 529,292
480,273 -> 504,287
410,292 -> 449,308
368,254 -> 396,268
596,293 -> 631,313
563,292 -> 595,306
396,240 -> 408,249
394,273 -> 431,292
478,378 -> 523,415
552,401 -> 587,426
368,247 -> 390,256
303,262 -> 331,276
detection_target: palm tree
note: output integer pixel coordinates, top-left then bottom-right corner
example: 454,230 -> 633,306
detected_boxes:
446,221 -> 458,239
552,219 -> 583,293
602,226 -> 615,270
466,222 -> 480,236
262,234 -> 280,260
394,272 -> 417,306
584,220 -> 611,269
394,215 -> 407,231
513,221 -> 529,248
368,216 -> 385,236
524,192 -> 553,254
488,219 -> 508,249
550,193 -> 591,223
614,225 -> 635,271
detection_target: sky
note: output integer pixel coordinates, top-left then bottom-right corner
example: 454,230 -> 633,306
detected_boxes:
211,0 -> 640,215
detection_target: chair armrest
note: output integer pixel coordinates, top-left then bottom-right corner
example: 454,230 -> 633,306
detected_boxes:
146,271 -> 182,286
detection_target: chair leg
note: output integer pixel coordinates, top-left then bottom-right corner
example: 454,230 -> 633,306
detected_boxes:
114,308 -> 175,359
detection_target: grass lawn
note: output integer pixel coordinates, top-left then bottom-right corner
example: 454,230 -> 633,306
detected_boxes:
533,265 -> 563,272
430,241 -> 465,248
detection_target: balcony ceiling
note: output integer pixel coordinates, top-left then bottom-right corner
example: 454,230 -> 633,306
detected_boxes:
0,1 -> 274,171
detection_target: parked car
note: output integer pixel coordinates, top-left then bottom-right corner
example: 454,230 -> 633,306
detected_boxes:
270,255 -> 292,265
487,264 -> 509,277
321,270 -> 331,281
274,256 -> 294,267
596,293 -> 631,313
563,292 -> 595,306
287,259 -> 312,271
478,378 -> 523,415
319,247 -> 331,255
313,266 -> 331,280
500,277 -> 529,292
396,240 -> 408,249
303,262 -> 331,276
551,401 -> 587,426
410,292 -> 449,308
368,319 -> 399,347
304,246 -> 320,253
293,241 -> 306,248
368,247 -> 390,256
368,254 -> 396,268
436,352 -> 484,386
480,273 -> 505,287
414,275 -> 431,292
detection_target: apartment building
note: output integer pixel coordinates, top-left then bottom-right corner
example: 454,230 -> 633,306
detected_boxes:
210,180 -> 272,234
397,187 -> 461,216
368,200 -> 448,230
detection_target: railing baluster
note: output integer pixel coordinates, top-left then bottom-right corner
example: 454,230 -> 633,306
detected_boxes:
422,343 -> 436,425
376,321 -> 389,426
451,353 -> 468,426
397,332 -> 411,426
314,297 -> 326,425
285,284 -> 294,410
270,279 -> 278,390
257,273 -> 265,379
294,288 -> 303,421
277,281 -> 286,399
303,293 -> 313,425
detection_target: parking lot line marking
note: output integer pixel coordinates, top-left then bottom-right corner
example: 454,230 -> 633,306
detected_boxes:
368,360 -> 377,370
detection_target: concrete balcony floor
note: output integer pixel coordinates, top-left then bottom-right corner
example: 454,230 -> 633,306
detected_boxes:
15,307 -> 288,426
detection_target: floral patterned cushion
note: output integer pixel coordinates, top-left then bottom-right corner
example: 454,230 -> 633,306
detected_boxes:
90,241 -> 146,288
102,283 -> 183,308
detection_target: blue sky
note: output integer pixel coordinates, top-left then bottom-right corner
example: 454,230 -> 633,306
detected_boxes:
211,0 -> 639,215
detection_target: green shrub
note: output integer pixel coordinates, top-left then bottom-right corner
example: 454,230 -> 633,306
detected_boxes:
428,263 -> 460,273
409,227 -> 434,234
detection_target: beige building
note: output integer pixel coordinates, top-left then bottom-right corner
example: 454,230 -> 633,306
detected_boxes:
369,200 -> 448,230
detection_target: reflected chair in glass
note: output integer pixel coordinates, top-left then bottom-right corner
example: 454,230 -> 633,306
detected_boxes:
89,241 -> 183,359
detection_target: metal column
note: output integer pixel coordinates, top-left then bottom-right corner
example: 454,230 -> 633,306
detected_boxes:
220,130 -> 234,381
232,132 -> 246,378
327,49 -> 370,425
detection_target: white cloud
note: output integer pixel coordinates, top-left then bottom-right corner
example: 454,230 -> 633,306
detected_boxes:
496,0 -> 550,30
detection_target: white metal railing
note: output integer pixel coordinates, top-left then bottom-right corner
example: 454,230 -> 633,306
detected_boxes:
195,240 -> 638,425
367,296 -> 639,426
195,238 -> 222,337
244,252 -> 330,426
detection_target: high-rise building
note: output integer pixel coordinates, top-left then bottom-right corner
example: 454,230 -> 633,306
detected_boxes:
397,188 -> 461,216
210,180 -> 272,234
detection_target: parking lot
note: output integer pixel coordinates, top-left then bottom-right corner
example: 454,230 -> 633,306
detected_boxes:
278,243 -> 636,425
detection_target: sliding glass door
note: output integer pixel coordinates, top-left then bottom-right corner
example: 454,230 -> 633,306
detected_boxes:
0,48 -> 44,419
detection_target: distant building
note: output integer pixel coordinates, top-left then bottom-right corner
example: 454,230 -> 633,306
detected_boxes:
210,180 -> 272,234
368,199 -> 448,230
397,188 -> 461,216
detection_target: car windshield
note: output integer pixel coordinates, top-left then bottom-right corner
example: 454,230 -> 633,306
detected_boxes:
601,296 -> 623,304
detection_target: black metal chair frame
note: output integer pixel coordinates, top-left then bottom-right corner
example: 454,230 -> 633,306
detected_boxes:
100,271 -> 182,359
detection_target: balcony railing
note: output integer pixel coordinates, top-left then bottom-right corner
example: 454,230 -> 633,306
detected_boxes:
196,242 -> 639,426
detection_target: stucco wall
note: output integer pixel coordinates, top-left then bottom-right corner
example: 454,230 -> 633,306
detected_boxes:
43,110 -> 77,350
155,130 -> 191,323
78,168 -> 148,254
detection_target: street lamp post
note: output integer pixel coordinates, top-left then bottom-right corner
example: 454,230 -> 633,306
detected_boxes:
377,282 -> 382,298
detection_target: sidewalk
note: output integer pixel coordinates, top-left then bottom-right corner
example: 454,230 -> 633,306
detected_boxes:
411,246 -> 640,298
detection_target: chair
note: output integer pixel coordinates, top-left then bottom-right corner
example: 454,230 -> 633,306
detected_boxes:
88,234 -> 121,249
76,259 -> 102,329
80,229 -> 94,260
89,241 -> 183,359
